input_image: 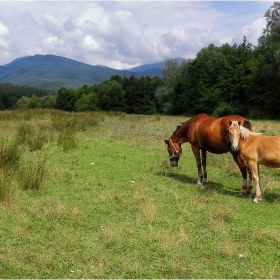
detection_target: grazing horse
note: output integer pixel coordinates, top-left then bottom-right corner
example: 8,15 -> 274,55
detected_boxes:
165,113 -> 252,193
228,120 -> 280,203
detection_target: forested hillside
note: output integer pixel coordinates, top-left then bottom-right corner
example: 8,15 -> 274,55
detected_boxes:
0,83 -> 53,110
1,2 -> 280,119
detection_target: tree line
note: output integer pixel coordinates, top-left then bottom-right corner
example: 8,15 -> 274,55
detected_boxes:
1,2 -> 280,119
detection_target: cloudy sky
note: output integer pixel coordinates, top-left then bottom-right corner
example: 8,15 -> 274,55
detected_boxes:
0,1 -> 274,69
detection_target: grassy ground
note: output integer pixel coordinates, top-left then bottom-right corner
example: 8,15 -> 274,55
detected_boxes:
0,110 -> 279,278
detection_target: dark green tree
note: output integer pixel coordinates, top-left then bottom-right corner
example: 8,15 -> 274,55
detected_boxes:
97,80 -> 125,111
75,93 -> 99,112
155,58 -> 190,114
56,87 -> 76,111
256,1 -> 280,118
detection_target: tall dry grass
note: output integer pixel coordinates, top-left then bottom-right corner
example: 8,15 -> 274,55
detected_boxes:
0,109 -> 105,202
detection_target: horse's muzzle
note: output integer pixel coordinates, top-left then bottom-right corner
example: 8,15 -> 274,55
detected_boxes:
231,145 -> 239,152
170,161 -> 178,167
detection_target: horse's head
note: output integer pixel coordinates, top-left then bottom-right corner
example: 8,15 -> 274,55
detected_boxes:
228,120 -> 242,152
164,139 -> 182,167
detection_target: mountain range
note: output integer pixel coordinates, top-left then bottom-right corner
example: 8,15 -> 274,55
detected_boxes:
0,54 -> 171,91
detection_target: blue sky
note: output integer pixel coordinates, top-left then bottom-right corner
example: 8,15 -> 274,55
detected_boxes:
0,1 -> 274,69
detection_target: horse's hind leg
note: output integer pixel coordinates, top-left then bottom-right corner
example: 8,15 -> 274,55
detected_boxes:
201,149 -> 208,184
191,145 -> 204,185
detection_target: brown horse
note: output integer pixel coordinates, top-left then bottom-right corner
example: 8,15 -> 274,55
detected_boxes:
228,120 -> 280,203
165,113 -> 252,193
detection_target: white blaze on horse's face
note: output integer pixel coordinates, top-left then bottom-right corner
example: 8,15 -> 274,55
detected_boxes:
228,121 -> 241,152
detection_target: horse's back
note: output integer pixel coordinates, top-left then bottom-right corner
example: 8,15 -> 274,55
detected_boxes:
244,134 -> 280,168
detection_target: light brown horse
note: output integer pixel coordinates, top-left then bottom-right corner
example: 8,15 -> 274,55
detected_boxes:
228,120 -> 280,203
165,113 -> 252,193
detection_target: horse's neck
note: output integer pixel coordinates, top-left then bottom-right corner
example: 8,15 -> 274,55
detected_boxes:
172,123 -> 190,144
239,133 -> 254,151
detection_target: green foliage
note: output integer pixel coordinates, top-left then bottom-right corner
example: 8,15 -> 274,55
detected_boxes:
97,80 -> 125,111
213,102 -> 235,117
256,2 -> 280,118
56,87 -> 76,111
0,83 -> 53,109
27,94 -> 40,109
41,94 -> 57,109
155,58 -> 190,114
122,75 -> 158,114
75,93 -> 99,112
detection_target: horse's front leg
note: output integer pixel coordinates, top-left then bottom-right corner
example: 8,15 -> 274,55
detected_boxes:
251,162 -> 263,203
231,152 -> 250,194
191,145 -> 203,185
201,149 -> 208,184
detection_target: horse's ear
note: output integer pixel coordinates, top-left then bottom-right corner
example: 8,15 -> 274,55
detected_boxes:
238,120 -> 241,126
164,140 -> 169,144
229,120 -> 232,125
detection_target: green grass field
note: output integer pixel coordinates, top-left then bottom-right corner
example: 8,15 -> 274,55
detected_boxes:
0,110 -> 279,278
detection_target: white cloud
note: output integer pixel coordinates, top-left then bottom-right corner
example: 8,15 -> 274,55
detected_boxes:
242,17 -> 266,45
44,35 -> 64,46
0,38 -> 9,49
0,1 -> 274,68
0,21 -> 9,50
81,35 -> 101,52
0,21 -> 8,37
220,36 -> 236,45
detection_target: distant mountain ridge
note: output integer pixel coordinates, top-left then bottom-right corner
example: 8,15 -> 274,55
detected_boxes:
0,54 -> 182,91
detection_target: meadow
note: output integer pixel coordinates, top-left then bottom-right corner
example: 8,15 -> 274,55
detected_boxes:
0,109 -> 279,278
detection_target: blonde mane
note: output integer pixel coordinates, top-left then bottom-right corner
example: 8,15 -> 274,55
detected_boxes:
240,125 -> 251,140
228,121 -> 263,141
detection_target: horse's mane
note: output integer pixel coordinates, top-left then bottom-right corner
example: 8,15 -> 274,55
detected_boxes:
229,121 -> 263,141
171,117 -> 193,136
240,125 -> 252,140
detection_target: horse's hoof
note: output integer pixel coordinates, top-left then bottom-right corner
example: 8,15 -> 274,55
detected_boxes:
196,181 -> 203,186
252,198 -> 258,203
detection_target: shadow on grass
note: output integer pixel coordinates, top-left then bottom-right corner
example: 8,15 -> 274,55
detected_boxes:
155,171 -> 280,204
